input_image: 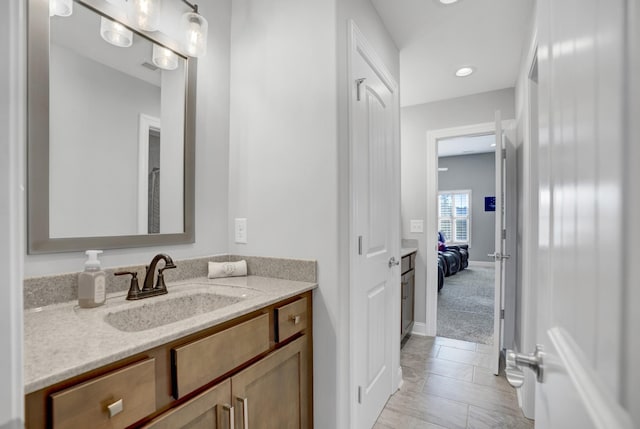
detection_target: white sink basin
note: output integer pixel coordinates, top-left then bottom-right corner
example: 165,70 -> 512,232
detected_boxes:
104,292 -> 244,332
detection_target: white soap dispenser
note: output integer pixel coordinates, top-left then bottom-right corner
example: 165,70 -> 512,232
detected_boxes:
78,250 -> 106,308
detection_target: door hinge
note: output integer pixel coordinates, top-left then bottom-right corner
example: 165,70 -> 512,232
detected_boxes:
356,78 -> 366,101
502,229 -> 507,240
358,236 -> 363,255
500,309 -> 505,319
502,148 -> 507,159
358,386 -> 362,404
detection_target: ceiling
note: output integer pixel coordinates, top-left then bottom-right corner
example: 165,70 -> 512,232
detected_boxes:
371,0 -> 534,107
437,134 -> 495,158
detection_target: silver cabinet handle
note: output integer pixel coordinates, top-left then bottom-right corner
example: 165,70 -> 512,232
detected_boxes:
488,252 -> 511,260
505,345 -> 544,388
107,398 -> 123,418
222,404 -> 234,429
388,256 -> 400,268
236,396 -> 249,429
289,314 -> 301,325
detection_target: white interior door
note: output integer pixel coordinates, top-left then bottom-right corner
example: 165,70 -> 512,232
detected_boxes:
490,111 -> 505,375
505,1 -> 636,427
350,23 -> 399,429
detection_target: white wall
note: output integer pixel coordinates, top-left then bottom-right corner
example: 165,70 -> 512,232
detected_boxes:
24,0 -> 231,277
0,0 -> 24,426
228,1 -> 340,427
401,88 -> 515,327
228,1 -> 398,427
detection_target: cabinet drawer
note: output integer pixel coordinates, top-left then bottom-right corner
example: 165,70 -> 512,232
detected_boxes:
172,314 -> 270,399
275,297 -> 308,342
401,255 -> 411,273
51,358 -> 156,429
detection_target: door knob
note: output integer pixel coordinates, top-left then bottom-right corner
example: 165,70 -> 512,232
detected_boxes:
505,345 -> 544,388
388,257 -> 400,268
488,252 -> 511,260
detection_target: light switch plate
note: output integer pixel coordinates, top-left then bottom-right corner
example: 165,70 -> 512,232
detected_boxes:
410,219 -> 424,233
235,218 -> 247,243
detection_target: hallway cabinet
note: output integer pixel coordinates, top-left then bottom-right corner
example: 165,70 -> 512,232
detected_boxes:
401,250 -> 416,340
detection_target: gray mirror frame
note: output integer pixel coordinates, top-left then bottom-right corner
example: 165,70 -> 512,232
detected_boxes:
27,0 -> 196,254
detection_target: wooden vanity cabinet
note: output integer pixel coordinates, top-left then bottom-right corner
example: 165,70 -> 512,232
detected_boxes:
401,251 -> 416,340
142,380 -> 233,429
231,336 -> 309,429
25,291 -> 313,429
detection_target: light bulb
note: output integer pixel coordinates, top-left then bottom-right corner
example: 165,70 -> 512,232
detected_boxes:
152,44 -> 179,70
129,0 -> 161,31
182,12 -> 208,57
49,0 -> 73,17
100,17 -> 133,48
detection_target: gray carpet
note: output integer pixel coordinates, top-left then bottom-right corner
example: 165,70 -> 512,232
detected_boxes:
437,263 -> 495,345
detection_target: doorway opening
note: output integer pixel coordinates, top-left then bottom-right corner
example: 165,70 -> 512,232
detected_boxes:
436,134 -> 497,345
425,119 -> 516,375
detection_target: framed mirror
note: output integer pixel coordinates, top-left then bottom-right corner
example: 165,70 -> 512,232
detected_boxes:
28,0 -> 196,253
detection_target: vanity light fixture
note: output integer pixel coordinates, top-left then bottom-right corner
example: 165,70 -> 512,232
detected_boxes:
181,0 -> 208,57
100,16 -> 134,47
128,0 -> 161,31
455,66 -> 475,77
50,0 -> 73,17
152,44 -> 179,70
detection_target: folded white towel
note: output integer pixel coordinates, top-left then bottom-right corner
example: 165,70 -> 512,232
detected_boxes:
208,260 -> 248,279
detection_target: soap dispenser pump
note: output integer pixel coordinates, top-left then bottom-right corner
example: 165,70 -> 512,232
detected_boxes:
78,250 -> 106,308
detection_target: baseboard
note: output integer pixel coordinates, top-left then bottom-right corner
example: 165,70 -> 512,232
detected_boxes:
469,260 -> 494,268
411,322 -> 428,336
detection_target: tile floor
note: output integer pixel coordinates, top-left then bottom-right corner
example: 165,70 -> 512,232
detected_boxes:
374,336 -> 534,429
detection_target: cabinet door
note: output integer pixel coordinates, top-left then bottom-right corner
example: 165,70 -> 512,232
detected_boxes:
231,336 -> 310,429
142,379 -> 233,429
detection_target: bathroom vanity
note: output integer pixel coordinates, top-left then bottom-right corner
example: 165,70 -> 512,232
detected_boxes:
24,276 -> 315,428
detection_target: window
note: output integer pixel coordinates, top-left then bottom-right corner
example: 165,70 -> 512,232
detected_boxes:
438,190 -> 470,244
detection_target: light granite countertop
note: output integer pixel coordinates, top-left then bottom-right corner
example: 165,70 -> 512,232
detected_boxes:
24,275 -> 317,394
401,247 -> 418,257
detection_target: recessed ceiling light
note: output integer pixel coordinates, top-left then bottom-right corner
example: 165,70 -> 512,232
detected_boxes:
490,143 -> 496,147
455,66 -> 475,77
439,0 -> 459,4
438,167 -> 449,172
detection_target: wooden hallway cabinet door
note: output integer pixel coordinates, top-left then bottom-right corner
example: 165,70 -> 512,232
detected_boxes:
142,379 -> 233,429
231,336 -> 310,429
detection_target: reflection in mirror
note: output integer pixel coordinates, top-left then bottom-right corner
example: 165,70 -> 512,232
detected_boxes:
27,0 -> 196,253
49,1 -> 185,238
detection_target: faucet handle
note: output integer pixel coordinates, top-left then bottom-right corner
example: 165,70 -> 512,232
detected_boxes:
115,271 -> 141,300
155,264 -> 176,292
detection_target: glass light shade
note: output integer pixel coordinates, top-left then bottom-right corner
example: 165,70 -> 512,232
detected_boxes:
129,0 -> 161,31
49,0 -> 73,17
100,17 -> 133,48
182,12 -> 208,57
152,44 -> 179,70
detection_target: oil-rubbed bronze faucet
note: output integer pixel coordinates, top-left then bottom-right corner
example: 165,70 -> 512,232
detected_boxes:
142,253 -> 177,292
115,254 -> 176,300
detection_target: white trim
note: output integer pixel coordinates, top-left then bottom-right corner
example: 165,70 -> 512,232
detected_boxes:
410,322 -> 428,336
549,327 -> 634,429
137,114 -> 161,234
348,20 -> 401,429
517,26 -> 539,420
0,0 -> 25,425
